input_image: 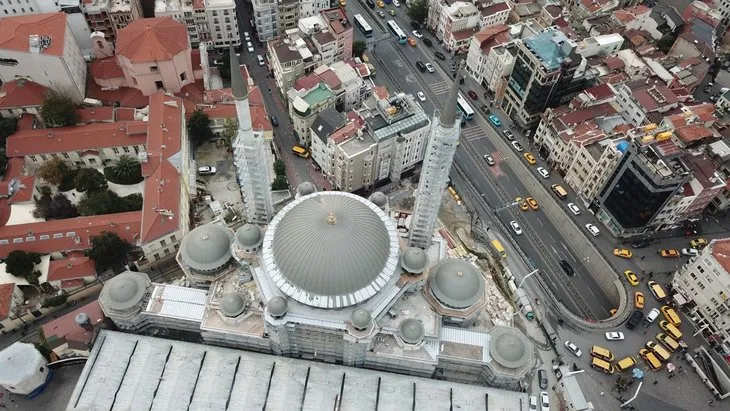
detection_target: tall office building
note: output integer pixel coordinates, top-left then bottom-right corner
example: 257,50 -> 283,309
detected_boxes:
408,71 -> 462,249
230,49 -> 274,224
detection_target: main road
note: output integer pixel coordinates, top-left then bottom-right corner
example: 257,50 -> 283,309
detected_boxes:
345,0 -> 619,319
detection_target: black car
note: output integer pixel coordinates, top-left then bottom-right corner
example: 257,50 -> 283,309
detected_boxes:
632,241 -> 650,249
367,0 -> 375,8
410,21 -> 420,30
626,310 -> 644,329
559,260 -> 574,276
480,105 -> 490,115
271,115 -> 279,127
423,38 -> 432,47
434,51 -> 446,60
538,369 -> 548,390
415,61 -> 426,72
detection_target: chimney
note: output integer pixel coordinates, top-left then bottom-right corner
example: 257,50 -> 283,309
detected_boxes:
75,312 -> 93,332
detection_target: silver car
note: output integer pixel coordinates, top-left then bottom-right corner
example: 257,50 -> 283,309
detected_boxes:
510,220 -> 522,235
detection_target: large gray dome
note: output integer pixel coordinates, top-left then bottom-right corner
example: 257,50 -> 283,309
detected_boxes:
297,182 -> 317,197
100,271 -> 149,311
267,296 -> 288,317
350,308 -> 372,330
220,293 -> 246,317
489,327 -> 531,369
368,191 -> 387,208
429,259 -> 484,309
180,224 -> 234,272
262,192 -> 399,309
400,247 -> 429,274
235,224 -> 262,248
399,318 -> 424,345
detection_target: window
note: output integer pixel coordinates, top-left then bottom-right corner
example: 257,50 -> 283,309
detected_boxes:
29,155 -> 37,162
40,154 -> 47,160
150,65 -> 158,72
160,239 -> 167,246
171,234 -> 177,241
122,147 -> 130,153
180,72 -> 187,81
164,248 -> 170,255
112,147 -> 120,154
174,244 -> 180,250
155,80 -> 164,90
53,233 -> 63,239
62,153 -> 70,159
132,77 -> 138,86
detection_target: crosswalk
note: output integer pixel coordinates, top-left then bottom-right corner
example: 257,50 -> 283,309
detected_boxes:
431,81 -> 451,95
460,125 -> 484,141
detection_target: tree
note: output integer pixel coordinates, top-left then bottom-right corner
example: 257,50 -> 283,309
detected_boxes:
221,118 -> 238,149
353,40 -> 367,58
188,109 -> 214,147
273,159 -> 286,176
5,250 -> 42,284
40,91 -> 78,127
407,0 -> 429,24
0,117 -> 18,148
34,191 -> 78,219
0,152 -> 7,179
74,168 -> 107,192
77,190 -> 142,216
657,33 -> 678,54
271,174 -> 289,190
106,155 -> 143,185
88,231 -> 132,272
37,157 -> 69,186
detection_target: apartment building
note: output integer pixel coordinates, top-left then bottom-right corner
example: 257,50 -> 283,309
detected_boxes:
154,0 -> 207,45
251,0 -> 278,41
479,2 -> 510,29
268,34 -> 312,94
429,1 -> 480,53
108,0 -> 143,33
615,82 -> 680,126
300,0 -> 330,18
278,0 -> 299,32
205,0 -> 240,48
83,0 -> 117,41
465,25 -> 510,92
330,61 -> 370,111
0,0 -> 59,16
563,0 -> 619,19
0,13 -> 87,102
575,33 -> 623,58
288,82 -> 337,146
672,239 -> 730,344
0,79 -> 47,120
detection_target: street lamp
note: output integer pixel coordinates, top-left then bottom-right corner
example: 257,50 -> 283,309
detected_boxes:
517,269 -> 539,289
619,381 -> 643,409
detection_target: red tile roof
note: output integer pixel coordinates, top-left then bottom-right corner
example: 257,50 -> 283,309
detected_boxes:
47,256 -> 96,282
17,113 -> 36,131
633,85 -> 678,111
86,81 -> 148,108
482,2 -> 510,16
116,17 -> 189,63
675,124 -> 713,144
0,211 -> 142,259
115,107 -> 137,121
89,57 -> 125,80
41,300 -> 104,349
191,49 -> 202,71
176,79 -> 205,103
604,56 -> 624,71
250,106 -> 273,132
558,102 -> 617,126
6,120 -> 148,157
711,239 -> 730,273
60,278 -> 86,289
75,106 -> 116,124
0,13 -> 66,56
0,80 -> 48,109
139,93 -> 183,243
0,283 -> 16,320
472,25 -> 510,53
584,84 -> 615,101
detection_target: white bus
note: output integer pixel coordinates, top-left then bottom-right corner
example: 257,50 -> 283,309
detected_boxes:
353,14 -> 373,38
456,93 -> 475,120
386,20 -> 407,44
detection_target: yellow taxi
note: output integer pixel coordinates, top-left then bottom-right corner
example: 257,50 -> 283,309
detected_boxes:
635,292 -> 645,309
623,270 -> 639,286
523,152 -> 537,164
660,249 -> 680,258
407,37 -> 416,47
690,238 -> 708,249
526,197 -> 539,210
516,197 -> 529,211
376,0 -> 385,7
613,248 -> 632,259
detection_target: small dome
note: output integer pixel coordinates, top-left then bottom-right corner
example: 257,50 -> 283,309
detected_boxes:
75,312 -> 90,326
368,191 -> 387,208
267,296 -> 288,318
220,293 -> 246,317
400,247 -> 429,274
398,318 -> 424,345
297,182 -> 317,197
100,271 -> 149,311
489,327 -> 531,369
429,259 -> 484,309
180,224 -> 234,272
350,308 -> 372,330
235,224 -> 262,249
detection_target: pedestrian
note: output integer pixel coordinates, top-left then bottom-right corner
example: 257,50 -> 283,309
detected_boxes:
600,391 -> 604,396
708,399 -> 714,405
643,331 -> 647,335
653,380 -> 658,385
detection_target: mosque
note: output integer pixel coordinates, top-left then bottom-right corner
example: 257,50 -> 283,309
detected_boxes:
96,58 -> 534,391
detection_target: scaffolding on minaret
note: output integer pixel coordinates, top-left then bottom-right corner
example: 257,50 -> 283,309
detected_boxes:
408,67 -> 463,249
229,47 -> 274,225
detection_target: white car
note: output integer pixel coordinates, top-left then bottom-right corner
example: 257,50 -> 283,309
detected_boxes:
257,55 -> 265,66
564,340 -> 582,357
605,331 -> 625,341
537,166 -> 550,179
412,30 -> 423,39
246,41 -> 254,52
585,223 -> 600,237
681,248 -> 699,257
529,395 -> 538,410
540,391 -> 550,411
567,203 -> 580,216
197,166 -> 217,175
425,63 -> 434,73
510,220 -> 522,235
393,0 -> 400,6
417,92 -> 426,101
511,141 -> 524,152
243,31 -> 251,41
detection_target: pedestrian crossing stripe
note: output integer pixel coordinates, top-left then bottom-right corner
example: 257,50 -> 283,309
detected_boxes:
431,81 -> 450,94
460,126 -> 484,140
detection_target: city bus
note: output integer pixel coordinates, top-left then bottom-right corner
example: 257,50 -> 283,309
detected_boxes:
353,14 -> 373,38
386,20 -> 407,44
491,240 -> 507,259
292,145 -> 310,158
456,93 -> 475,120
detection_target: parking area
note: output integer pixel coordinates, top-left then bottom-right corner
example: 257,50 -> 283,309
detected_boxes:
194,142 -> 244,213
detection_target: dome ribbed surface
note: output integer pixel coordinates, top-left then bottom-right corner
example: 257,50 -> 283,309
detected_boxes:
297,182 -> 317,197
429,259 -> 484,309
180,224 -> 233,271
267,296 -> 288,317
489,327 -> 531,369
235,224 -> 262,248
220,293 -> 246,317
100,271 -> 149,311
368,191 -> 387,208
262,192 -> 399,308
399,318 -> 425,344
350,308 -> 372,330
400,247 -> 429,274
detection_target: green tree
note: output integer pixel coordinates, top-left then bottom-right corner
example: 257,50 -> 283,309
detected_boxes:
271,174 -> 289,190
407,0 -> 429,24
40,91 -> 78,127
37,157 -> 69,186
33,192 -> 78,219
5,250 -> 42,284
0,152 -> 7,179
188,109 -> 213,147
353,40 -> 367,58
88,231 -> 132,272
77,190 -> 142,216
107,155 -> 143,185
0,116 -> 18,148
74,168 -> 107,192
273,159 -> 286,176
221,118 -> 238,149
657,33 -> 678,54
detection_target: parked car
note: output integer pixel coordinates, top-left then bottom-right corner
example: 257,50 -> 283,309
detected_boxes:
523,152 -> 537,165
480,105 -> 490,115
410,21 -> 420,29
585,223 -> 600,236
243,31 -> 251,41
659,249 -> 680,258
434,51 -> 446,60
635,292 -> 645,309
605,331 -> 625,341
623,270 -> 639,286
197,166 -> 217,175
614,249 -> 632,259
246,41 -> 254,52
626,310 -> 644,329
417,92 -> 426,102
538,369 -> 548,389
425,63 -> 434,73
540,392 -> 550,411
537,167 -> 550,179
271,115 -> 279,127
257,55 -> 265,66
502,130 -> 514,140
423,38 -> 432,47
510,220 -> 522,235
467,90 -> 478,100
388,8 -> 396,15
511,141 -> 524,152
681,248 -> 699,256
567,203 -> 580,215
529,396 -> 538,411
412,30 -> 423,38
564,341 -> 582,357
632,241 -> 650,249
488,114 -> 502,127
483,154 -> 495,165
393,0 -> 400,6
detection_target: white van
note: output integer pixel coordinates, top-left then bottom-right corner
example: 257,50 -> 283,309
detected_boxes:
257,55 -> 265,66
644,308 -> 660,325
